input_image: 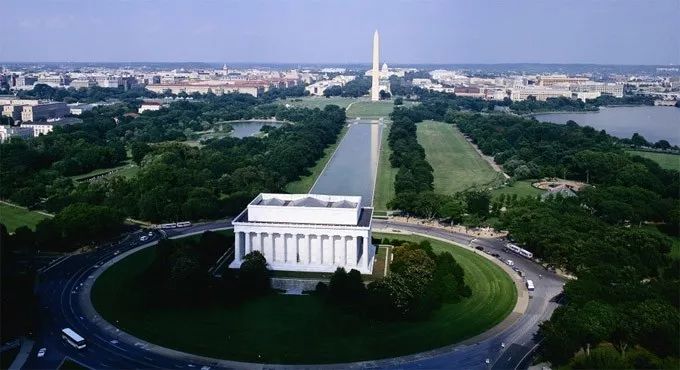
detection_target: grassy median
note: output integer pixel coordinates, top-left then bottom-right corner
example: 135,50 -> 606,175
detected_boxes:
417,121 -> 504,194
92,233 -> 516,364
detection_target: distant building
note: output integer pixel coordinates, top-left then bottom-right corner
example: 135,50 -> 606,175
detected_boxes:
138,101 -> 163,114
70,79 -> 97,89
96,77 -> 122,88
19,118 -> 79,137
21,102 -> 69,122
0,125 -> 34,142
13,76 -> 38,90
537,75 -> 590,86
68,103 -> 95,115
145,82 -> 265,97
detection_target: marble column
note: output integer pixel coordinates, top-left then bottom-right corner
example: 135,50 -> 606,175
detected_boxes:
234,232 -> 242,262
363,236 -> 370,270
245,232 -> 252,254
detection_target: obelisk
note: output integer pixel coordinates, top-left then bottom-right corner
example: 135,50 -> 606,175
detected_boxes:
370,30 -> 380,101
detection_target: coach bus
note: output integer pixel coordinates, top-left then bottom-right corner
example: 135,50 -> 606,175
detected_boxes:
61,328 -> 86,349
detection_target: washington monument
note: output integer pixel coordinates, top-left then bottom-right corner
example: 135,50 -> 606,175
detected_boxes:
370,30 -> 380,101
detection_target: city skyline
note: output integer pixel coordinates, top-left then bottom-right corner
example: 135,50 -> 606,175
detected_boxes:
3,0 -> 679,65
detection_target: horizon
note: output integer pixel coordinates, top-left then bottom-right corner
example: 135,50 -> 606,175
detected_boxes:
4,0 -> 679,65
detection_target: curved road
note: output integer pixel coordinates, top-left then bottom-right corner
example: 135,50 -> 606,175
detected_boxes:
22,219 -> 563,370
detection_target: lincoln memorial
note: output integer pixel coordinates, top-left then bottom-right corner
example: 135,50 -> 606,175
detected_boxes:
229,193 -> 375,274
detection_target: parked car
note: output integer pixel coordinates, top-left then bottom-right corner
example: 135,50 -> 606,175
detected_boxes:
37,348 -> 46,358
475,246 -> 484,251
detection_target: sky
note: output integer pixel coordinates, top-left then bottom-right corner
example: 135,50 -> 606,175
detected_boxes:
3,0 -> 679,65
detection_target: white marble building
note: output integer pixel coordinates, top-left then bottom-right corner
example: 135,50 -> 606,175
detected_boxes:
229,193 -> 375,274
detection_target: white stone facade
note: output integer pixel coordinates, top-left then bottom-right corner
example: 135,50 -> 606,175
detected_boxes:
230,193 -> 375,274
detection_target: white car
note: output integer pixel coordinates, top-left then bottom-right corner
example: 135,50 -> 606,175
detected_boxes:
37,348 -> 46,358
140,235 -> 149,241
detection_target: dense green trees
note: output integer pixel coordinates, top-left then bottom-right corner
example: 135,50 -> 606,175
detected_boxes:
367,240 -> 470,320
238,251 -> 271,296
1,95 -> 347,234
0,224 -> 38,342
315,240 -> 470,322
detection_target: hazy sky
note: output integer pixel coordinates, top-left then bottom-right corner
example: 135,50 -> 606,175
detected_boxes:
3,0 -> 679,64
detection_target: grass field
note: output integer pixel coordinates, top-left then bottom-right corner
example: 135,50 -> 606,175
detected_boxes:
491,180 -> 544,199
0,203 -> 50,232
628,150 -> 680,171
285,124 -> 349,193
284,96 -> 357,110
92,234 -> 516,364
346,100 -> 395,118
373,122 -> 397,212
417,121 -> 503,194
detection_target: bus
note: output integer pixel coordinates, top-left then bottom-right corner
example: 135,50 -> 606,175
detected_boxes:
526,280 -> 535,291
62,328 -> 86,349
176,221 -> 191,228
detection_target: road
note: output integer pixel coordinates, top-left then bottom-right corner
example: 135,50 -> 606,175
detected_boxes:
22,218 -> 563,370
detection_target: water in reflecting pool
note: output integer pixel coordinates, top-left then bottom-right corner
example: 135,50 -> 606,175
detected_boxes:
310,120 -> 382,207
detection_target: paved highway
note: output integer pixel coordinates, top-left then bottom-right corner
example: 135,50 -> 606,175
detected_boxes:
22,219 -> 563,370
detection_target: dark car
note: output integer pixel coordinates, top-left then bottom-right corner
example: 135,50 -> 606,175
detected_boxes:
475,246 -> 484,251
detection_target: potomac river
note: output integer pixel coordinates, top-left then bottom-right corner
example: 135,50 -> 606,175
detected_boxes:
534,106 -> 680,145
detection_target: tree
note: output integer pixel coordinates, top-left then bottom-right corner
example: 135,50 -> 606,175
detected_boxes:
630,132 -> 649,147
239,251 -> 270,295
394,97 -> 403,106
130,141 -> 152,165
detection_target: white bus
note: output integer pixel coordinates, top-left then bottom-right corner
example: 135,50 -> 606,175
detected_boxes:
176,221 -> 191,228
61,328 -> 86,349
519,249 -> 533,259
526,280 -> 535,291
505,243 -> 521,253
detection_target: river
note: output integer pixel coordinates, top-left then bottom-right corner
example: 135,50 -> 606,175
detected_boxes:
534,106 -> 680,145
309,120 -> 382,207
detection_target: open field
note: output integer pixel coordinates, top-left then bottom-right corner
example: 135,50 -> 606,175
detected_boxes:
491,180 -> 544,199
285,125 -> 350,194
346,100 -> 395,118
373,122 -> 397,212
92,234 -> 516,364
417,121 -> 503,194
284,96 -> 357,110
628,150 -> 680,171
0,203 -> 50,232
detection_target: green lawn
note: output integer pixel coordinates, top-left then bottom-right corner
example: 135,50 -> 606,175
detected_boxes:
628,150 -> 680,171
284,96 -> 357,110
92,234 -> 516,364
417,121 -> 503,194
346,101 -> 396,119
285,124 -> 350,194
373,122 -> 397,212
0,203 -> 50,232
669,237 -> 680,260
491,180 -> 544,199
